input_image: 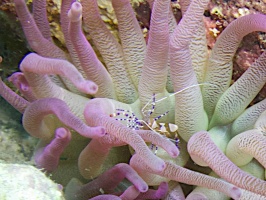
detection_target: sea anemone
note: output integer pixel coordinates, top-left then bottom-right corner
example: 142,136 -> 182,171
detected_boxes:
1,0 -> 266,199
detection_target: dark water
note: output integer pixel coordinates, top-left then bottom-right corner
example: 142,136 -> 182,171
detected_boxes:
0,10 -> 29,80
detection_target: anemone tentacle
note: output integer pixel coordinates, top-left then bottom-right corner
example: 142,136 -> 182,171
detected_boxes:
68,2 -> 116,99
8,72 -> 36,102
170,0 -> 209,142
32,0 -> 51,41
138,0 -> 170,108
82,0 -> 137,103
203,14 -> 266,119
112,0 -> 146,88
0,77 -> 29,113
226,129 -> 266,167
188,131 -> 266,196
210,50 -> 266,128
14,0 -> 66,59
22,98 -> 105,140
130,154 -> 242,199
231,98 -> 266,137
34,127 -> 72,172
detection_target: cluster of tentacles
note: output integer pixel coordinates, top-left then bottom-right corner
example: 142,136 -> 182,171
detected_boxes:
1,0 -> 266,199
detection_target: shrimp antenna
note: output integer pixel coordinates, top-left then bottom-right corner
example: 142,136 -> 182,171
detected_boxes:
141,82 -> 218,118
142,82 -> 218,112
155,82 -> 218,104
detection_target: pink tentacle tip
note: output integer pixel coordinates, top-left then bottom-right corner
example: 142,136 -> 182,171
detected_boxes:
78,80 -> 98,94
139,185 -> 149,193
68,2 -> 82,22
88,126 -> 106,138
135,179 -> 148,193
155,159 -> 166,172
170,147 -> 180,158
56,127 -> 72,140
156,182 -> 168,197
231,186 -> 242,200
8,72 -> 29,91
34,127 -> 71,172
